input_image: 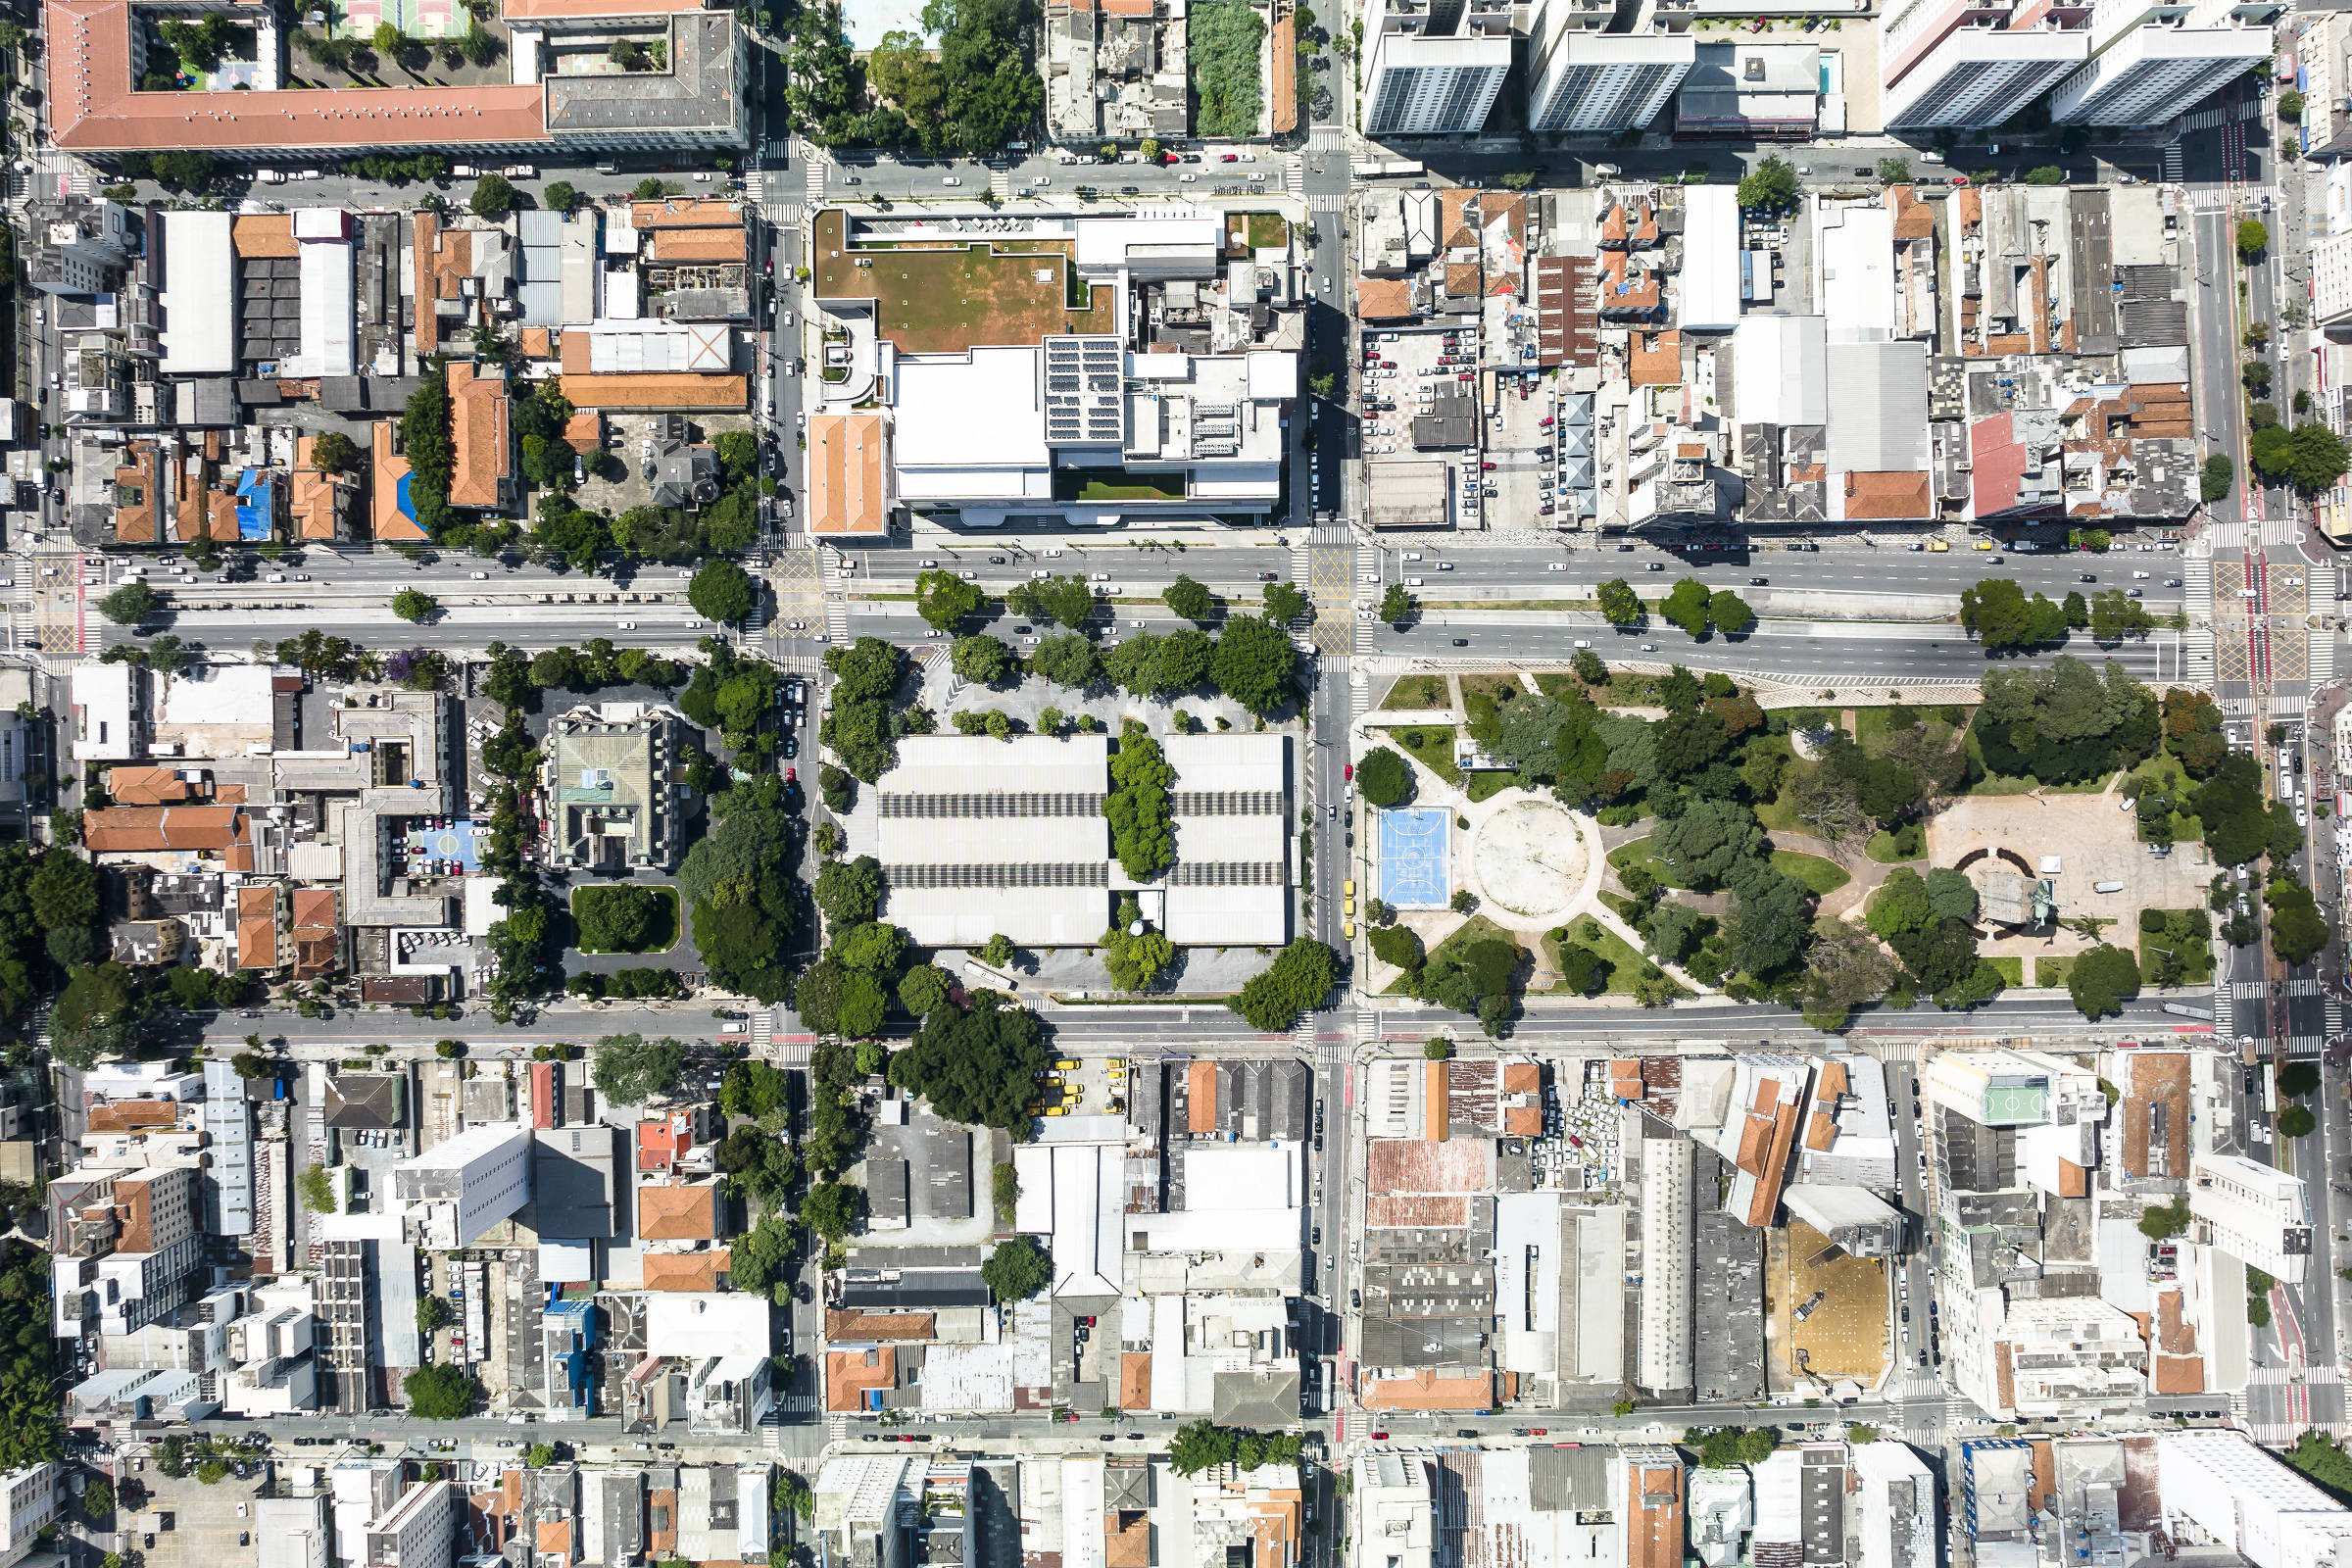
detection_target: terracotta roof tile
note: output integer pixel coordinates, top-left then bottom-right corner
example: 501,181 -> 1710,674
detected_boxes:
232,215 -> 297,259
650,226 -> 748,264
808,412 -> 891,536
641,1250 -> 729,1291
637,1182 -> 719,1242
447,361 -> 512,512
1360,1369 -> 1493,1410
1841,469 -> 1933,521
370,418 -> 424,543
107,765 -> 196,807
825,1347 -> 896,1412
84,806 -> 249,854
560,372 -> 749,411
1355,278 -> 1414,320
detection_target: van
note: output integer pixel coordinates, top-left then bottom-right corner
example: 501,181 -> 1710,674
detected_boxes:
719,1022 -> 749,1036
596,162 -> 620,174
1405,576 -> 1423,587
266,572 -> 287,583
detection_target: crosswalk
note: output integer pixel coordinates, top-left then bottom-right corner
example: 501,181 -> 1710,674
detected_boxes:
1306,126 -> 1348,150
824,594 -> 851,642
1287,156 -> 1306,196
1304,191 -> 1347,213
2178,98 -> 2266,133
807,158 -> 828,206
991,167 -> 1014,200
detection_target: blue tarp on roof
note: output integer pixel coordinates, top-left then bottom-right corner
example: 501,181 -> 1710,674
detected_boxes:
233,469 -> 275,541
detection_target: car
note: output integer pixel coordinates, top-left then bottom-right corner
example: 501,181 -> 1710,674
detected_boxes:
1641,642 -> 1658,652
1178,172 -> 1197,182
942,176 -> 962,186
1452,637 -> 1469,647
1220,153 -> 1239,163
1646,561 -> 1665,571
1749,576 -> 1767,585
1344,763 -> 1353,780
1032,175 -> 1051,187
2080,572 -> 2096,582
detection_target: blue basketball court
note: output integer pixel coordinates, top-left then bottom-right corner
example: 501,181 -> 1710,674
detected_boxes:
1378,808 -> 1450,909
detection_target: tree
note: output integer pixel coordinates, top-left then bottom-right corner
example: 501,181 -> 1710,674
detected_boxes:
97,581 -> 157,626
1722,865 -> 1811,978
1801,919 -> 1899,1030
1650,799 -> 1763,891
2238,219 -> 2270,262
1660,578 -> 1711,637
391,588 -> 438,623
524,1443 -> 557,1468
2068,943 -> 2142,1020
813,855 -> 884,929
978,933 -> 1016,967
543,179 -> 580,214
775,1472 -> 815,1524
2281,87 -> 2307,121
917,568 -> 985,631
403,1363 -> 478,1419
689,560 -> 756,624
1924,866 -> 1978,923
308,429 -> 361,476
51,960 -> 145,1067
1738,155 -> 1797,211
1370,924 -> 1424,970
2024,165 -> 2065,185
1265,581 -> 1309,624
589,1033 -> 688,1105
887,999 -> 1051,1128
2281,1103 -> 2318,1138
1164,575 -> 1215,622
470,172 -> 516,219
1102,909 -> 1175,991
951,634 -> 1012,685
1959,578 -> 2067,653
1596,577 -> 1642,627
899,963 -> 953,1017
803,1180 -> 859,1242
982,1235 -> 1052,1300
1877,156 -> 1911,184
1708,589 -> 1755,636
1357,747 -> 1412,808
416,1296 -> 453,1335
1026,633 -> 1101,690
796,956 -> 888,1039
1209,615 -> 1298,714
1572,646 -> 1608,685
2268,875 -> 2331,965
832,920 -> 906,976
81,1481 -> 113,1522
230,1050 -> 270,1080
1105,724 -> 1175,880
2279,1060 -> 2322,1100
572,884 -> 671,953
1380,582 -> 1414,624
28,852 -> 99,932
1229,939 -> 1339,1029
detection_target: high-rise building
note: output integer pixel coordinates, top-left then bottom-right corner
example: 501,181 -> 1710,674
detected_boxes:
2188,1153 -> 2314,1284
362,1482 -> 455,1568
2156,1430 -> 2352,1568
391,1122 -> 530,1250
1360,0 -> 1513,136
1881,0 -> 2087,129
0,1465 -> 59,1568
2052,0 -> 2277,123
1527,0 -> 1696,134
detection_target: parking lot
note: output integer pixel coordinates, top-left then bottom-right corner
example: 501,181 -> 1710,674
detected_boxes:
132,1467 -> 270,1568
1490,377 -> 1558,530
1361,325 -> 1483,528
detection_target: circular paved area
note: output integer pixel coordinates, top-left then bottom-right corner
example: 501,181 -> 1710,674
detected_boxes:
1469,799 -> 1590,924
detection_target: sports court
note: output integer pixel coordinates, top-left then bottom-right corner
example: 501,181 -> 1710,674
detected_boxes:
1378,808 -> 1451,909
404,819 -> 485,875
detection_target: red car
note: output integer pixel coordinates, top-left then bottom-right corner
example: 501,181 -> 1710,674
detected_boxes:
1344,763 -> 1354,780
1371,1432 -> 1391,1441
1220,153 -> 1240,163
785,767 -> 797,783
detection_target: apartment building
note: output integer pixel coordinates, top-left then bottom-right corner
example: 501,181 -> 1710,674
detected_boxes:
391,1122 -> 531,1250
2187,1153 -> 2314,1284
2052,0 -> 2277,123
1360,0 -> 1512,135
1881,0 -> 2087,128
0,1465 -> 59,1568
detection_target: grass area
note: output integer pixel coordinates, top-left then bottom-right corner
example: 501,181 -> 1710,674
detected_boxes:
1867,823 -> 1925,862
808,209 -> 1115,353
1986,956 -> 2024,987
1387,725 -> 1462,787
1386,912 -> 1520,996
1544,913 -> 1652,997
1459,673 -> 1524,702
569,884 -> 678,955
1756,792 -> 1801,832
2139,907 -> 2215,986
1056,468 -> 1188,502
1381,674 -> 1449,710
1424,598 -> 1598,612
1465,771 -> 1514,804
1241,213 -> 1289,250
1189,0 -> 1265,139
2034,955 -> 2076,988
1771,850 -> 1851,896
1608,836 -> 1696,891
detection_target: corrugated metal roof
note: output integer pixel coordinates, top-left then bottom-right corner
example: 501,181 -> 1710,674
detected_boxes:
1824,340 -> 1929,473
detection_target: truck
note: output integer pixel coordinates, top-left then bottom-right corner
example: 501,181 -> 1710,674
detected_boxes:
1350,159 -> 1426,178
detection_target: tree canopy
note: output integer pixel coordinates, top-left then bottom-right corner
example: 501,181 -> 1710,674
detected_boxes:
887,998 -> 1052,1128
982,1235 -> 1052,1300
2068,944 -> 2142,1020
688,560 -> 758,624
589,1033 -> 688,1105
1357,747 -> 1412,808
1228,939 -> 1339,1029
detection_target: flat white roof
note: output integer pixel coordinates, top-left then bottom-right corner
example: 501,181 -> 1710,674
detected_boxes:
71,662 -> 138,761
1680,186 -> 1741,332
1733,315 -> 1827,427
1161,884 -> 1290,947
644,1292 -> 770,1357
893,348 -> 1051,472
1161,732 -> 1286,793
1183,1145 -> 1298,1210
1047,1144 -> 1122,1298
161,212 -> 236,375
881,733 -> 1107,796
885,885 -> 1104,949
1074,216 -> 1222,272
159,663 -> 278,727
290,240 -> 356,379
1816,203 -> 1896,343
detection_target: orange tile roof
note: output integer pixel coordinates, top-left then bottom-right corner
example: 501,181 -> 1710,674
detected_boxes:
1367,1194 -> 1470,1227
637,1182 -> 719,1242
1107,1512 -> 1152,1568
1360,1369 -> 1493,1410
650,226 -> 748,264
173,458 -> 240,544
1119,1351 -> 1152,1410
1269,13 -> 1298,135
563,412 -> 603,453
825,1310 -> 937,1342
1631,330 -> 1682,387
808,412 -> 891,537
1804,1112 -> 1837,1152
1743,1088 -> 1805,1229
447,361 -> 512,512
370,418 -> 425,543
518,326 -> 554,360
414,212 -> 476,359
84,806 -> 249,854
1189,1059 -> 1218,1135
629,198 -> 742,229
1841,470 -> 1933,521
88,1100 -> 180,1133
559,373 -> 749,411
826,1347 -> 896,1412
642,1250 -> 729,1291
1356,278 -> 1414,320
1424,1058 -> 1448,1143
237,883 -> 278,971
107,765 -> 195,807
291,887 -> 338,931
1367,1138 -> 1490,1194
44,0 -> 554,153
232,215 -> 297,259
291,433 -> 350,542
536,1518 -> 573,1557
113,442 -> 161,546
1625,1455 -> 1684,1568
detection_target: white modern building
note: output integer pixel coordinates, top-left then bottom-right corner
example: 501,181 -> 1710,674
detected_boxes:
1354,1453 -> 1435,1568
1852,1444 -> 1936,1568
2156,1430 -> 2352,1568
256,1494 -> 333,1568
1360,0 -> 1513,135
1527,24 -> 1696,133
362,1481 -> 455,1568
1880,0 -> 2087,129
2051,0 -> 2274,122
0,1465 -> 58,1568
1637,1133 -> 1692,1395
390,1123 -> 531,1250
2188,1153 -> 2314,1284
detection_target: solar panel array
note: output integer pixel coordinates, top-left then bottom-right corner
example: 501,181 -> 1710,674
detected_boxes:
1042,334 -> 1123,447
877,792 -> 1106,817
1165,861 -> 1285,886
885,863 -> 1109,888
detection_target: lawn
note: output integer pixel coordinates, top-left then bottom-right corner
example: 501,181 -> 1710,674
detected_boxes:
1241,213 -> 1290,250
571,883 -> 678,955
1867,824 -> 1925,862
1608,836 -> 1695,891
1381,674 -> 1448,710
2034,955 -> 2076,988
1466,771 -> 1515,804
2139,907 -> 2215,986
1385,912 -> 1520,996
1986,956 -> 2024,987
1385,725 -> 1462,787
1055,468 -> 1188,502
1545,912 -> 1651,997
1771,849 -> 1851,896
1459,673 -> 1524,703
808,209 -> 1116,353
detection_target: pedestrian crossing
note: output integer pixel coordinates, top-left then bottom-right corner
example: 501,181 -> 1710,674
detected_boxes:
2185,627 -> 2216,681
807,159 -> 828,206
2164,144 -> 2183,185
2289,977 -> 2325,998
991,167 -> 1014,200
1304,191 -> 1347,214
2231,981 -> 2268,999
744,172 -> 765,201
824,595 -> 851,642
753,1009 -> 775,1052
2178,98 -> 2266,132
2314,632 -> 2338,684
1287,155 -> 1305,196
1307,126 -> 1348,150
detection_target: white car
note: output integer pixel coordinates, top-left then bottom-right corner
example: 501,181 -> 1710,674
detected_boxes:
1032,175 -> 1051,187
503,164 -> 535,178
470,570 -> 489,580
617,619 -> 636,630
1178,172 -> 1197,182
942,175 -> 962,186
